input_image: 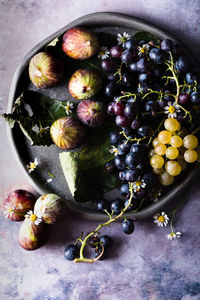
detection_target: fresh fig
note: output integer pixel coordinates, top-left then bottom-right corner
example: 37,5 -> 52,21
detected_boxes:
68,69 -> 102,100
77,100 -> 105,127
50,116 -> 86,150
34,193 -> 66,224
3,190 -> 36,221
62,27 -> 99,60
29,52 -> 64,88
18,216 -> 47,250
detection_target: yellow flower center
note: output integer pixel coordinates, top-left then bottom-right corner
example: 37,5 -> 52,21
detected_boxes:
135,180 -> 142,186
168,106 -> 175,113
30,214 -> 37,222
30,162 -> 36,169
66,105 -> 70,112
158,215 -> 165,223
141,48 -> 145,53
8,206 -> 13,213
99,50 -> 105,56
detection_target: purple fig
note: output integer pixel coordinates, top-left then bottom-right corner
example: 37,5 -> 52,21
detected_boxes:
68,69 -> 102,100
29,52 -> 64,88
62,27 -> 99,60
77,100 -> 105,127
50,116 -> 86,150
18,214 -> 47,250
34,193 -> 66,224
3,190 -> 36,222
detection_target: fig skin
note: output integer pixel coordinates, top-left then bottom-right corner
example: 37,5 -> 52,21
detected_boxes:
34,193 -> 66,224
62,27 -> 99,60
77,100 -> 105,127
3,190 -> 36,222
18,218 -> 48,251
29,52 -> 64,88
68,69 -> 102,100
50,116 -> 87,150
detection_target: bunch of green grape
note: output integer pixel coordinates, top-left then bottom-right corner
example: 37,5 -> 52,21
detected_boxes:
149,118 -> 199,186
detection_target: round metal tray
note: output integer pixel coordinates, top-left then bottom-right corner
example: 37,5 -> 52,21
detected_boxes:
7,12 -> 200,221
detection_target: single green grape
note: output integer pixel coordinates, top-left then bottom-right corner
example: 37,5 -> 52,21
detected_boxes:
165,160 -> 181,176
166,146 -> 179,159
183,135 -> 198,150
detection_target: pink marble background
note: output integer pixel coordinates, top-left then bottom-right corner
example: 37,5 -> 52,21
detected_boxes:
1,1 -> 200,299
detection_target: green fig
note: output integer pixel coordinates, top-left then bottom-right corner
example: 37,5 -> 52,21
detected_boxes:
18,213 -> 47,250
68,69 -> 102,100
34,193 -> 66,224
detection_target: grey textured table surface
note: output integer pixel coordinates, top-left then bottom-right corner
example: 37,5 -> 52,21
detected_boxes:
0,1 -> 200,300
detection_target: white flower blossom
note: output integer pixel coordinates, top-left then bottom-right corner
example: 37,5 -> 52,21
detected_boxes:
164,101 -> 181,118
25,210 -> 42,225
65,101 -> 74,115
117,32 -> 131,46
133,180 -> 146,192
138,44 -> 150,57
27,158 -> 38,173
153,212 -> 169,227
109,146 -> 119,156
3,203 -> 15,219
47,178 -> 53,183
98,46 -> 110,59
167,231 -> 182,240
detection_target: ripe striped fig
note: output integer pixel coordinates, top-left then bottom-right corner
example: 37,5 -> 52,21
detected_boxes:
3,190 -> 36,221
77,100 -> 105,127
50,116 -> 86,150
18,217 -> 47,250
29,52 -> 64,88
62,27 -> 99,60
68,69 -> 102,100
34,193 -> 66,224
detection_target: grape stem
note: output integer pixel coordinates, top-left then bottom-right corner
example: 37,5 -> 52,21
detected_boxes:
74,183 -> 133,263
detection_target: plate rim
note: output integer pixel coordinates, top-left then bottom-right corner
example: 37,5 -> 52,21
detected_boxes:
6,11 -> 200,221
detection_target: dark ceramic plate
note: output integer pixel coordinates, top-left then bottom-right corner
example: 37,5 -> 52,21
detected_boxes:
7,12 -> 200,221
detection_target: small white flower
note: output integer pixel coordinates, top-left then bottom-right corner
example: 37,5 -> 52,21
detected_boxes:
65,101 -> 74,115
109,146 -> 119,156
32,124 -> 40,133
47,178 -> 53,183
25,210 -> 42,225
117,32 -> 131,46
153,211 -> 169,227
3,203 -> 15,219
138,44 -> 150,57
167,231 -> 182,240
164,101 -> 181,118
27,158 -> 38,173
32,124 -> 50,135
133,180 -> 146,192
153,191 -> 162,203
98,46 -> 110,59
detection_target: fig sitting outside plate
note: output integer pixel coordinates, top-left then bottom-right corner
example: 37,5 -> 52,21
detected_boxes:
77,100 -> 105,127
68,69 -> 102,100
3,190 -> 36,221
50,116 -> 87,150
29,52 -> 64,88
18,212 -> 48,250
34,193 -> 66,224
62,27 -> 99,60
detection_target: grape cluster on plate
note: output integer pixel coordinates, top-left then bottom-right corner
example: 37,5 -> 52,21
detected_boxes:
95,34 -> 200,216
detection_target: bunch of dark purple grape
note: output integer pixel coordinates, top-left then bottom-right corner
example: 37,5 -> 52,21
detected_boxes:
99,35 -> 200,213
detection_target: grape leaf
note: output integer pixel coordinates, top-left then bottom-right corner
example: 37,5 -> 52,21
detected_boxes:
2,90 -> 69,146
59,151 -> 118,202
133,31 -> 161,45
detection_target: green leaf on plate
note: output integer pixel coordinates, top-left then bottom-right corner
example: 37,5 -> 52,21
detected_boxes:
60,149 -> 118,202
2,90 -> 71,146
133,31 -> 161,45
